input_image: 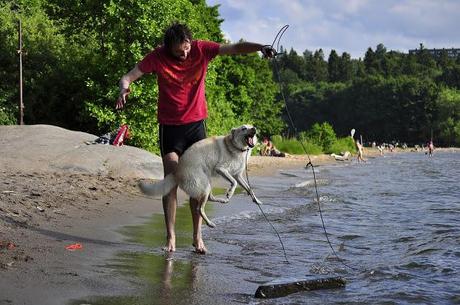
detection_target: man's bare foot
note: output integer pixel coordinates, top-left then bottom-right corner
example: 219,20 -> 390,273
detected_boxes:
192,240 -> 207,254
163,237 -> 176,252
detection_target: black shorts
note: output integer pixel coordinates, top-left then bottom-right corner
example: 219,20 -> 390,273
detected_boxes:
159,120 -> 207,157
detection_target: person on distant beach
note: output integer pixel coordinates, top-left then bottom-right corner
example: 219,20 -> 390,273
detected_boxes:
115,22 -> 276,254
331,151 -> 351,161
355,140 -> 366,162
377,144 -> 384,156
260,137 -> 272,156
260,137 -> 286,157
427,140 -> 434,157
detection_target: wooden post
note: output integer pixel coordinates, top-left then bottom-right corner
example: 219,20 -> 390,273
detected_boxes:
18,18 -> 24,125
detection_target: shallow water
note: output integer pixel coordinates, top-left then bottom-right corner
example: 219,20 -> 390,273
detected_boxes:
72,151 -> 460,305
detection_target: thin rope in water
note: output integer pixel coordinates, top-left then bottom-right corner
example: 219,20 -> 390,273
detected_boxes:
261,24 -> 356,271
244,154 -> 290,264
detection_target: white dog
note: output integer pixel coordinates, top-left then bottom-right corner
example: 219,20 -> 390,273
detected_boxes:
139,125 -> 262,228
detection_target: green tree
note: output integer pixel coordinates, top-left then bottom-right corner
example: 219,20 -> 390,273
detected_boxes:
414,44 -> 439,79
327,49 -> 340,82
364,47 -> 379,74
273,48 -> 305,84
0,0 -> 85,127
311,49 -> 328,82
43,0 -> 229,152
439,65 -> 460,89
435,87 -> 460,146
307,122 -> 337,151
0,1 -> 19,124
285,48 -> 305,80
339,52 -> 353,82
436,49 -> 453,70
213,48 -> 283,137
402,53 -> 418,75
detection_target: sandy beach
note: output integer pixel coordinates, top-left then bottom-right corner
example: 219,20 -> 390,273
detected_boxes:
0,156 -> 333,270
0,125 -> 404,304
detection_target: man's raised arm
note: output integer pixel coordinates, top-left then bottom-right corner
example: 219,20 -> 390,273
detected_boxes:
219,42 -> 276,58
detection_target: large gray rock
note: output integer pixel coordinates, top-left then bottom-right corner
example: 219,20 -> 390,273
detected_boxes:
0,125 -> 163,179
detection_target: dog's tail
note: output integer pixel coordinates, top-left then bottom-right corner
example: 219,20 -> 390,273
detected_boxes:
139,174 -> 177,197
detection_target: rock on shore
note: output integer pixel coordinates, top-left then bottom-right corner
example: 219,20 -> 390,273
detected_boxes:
0,124 -> 163,179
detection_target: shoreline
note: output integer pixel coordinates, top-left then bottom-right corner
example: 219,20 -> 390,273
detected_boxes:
0,147 -> 457,304
1,146 -> 454,268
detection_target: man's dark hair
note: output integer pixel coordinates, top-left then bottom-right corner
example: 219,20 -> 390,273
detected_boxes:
163,22 -> 193,51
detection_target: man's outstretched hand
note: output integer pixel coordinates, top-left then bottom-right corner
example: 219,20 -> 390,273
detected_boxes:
261,45 -> 277,59
115,88 -> 131,110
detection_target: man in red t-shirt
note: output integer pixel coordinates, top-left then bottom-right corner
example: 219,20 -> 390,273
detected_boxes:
116,22 -> 275,254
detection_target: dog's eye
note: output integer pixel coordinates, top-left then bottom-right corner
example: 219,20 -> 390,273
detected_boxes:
242,126 -> 247,131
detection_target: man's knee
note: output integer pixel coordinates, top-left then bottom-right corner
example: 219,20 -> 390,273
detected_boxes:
163,152 -> 179,176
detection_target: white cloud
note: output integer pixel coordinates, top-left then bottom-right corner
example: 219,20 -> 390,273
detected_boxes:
206,0 -> 460,59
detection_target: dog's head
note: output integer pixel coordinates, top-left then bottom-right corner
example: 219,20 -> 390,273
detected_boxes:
231,125 -> 257,151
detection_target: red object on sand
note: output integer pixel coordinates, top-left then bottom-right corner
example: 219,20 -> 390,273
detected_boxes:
112,124 -> 129,146
0,241 -> 16,250
65,243 -> 83,251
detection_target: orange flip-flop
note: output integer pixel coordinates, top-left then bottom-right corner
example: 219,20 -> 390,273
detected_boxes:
65,243 -> 83,251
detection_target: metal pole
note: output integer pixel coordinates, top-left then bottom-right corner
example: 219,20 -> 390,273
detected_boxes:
18,18 -> 24,125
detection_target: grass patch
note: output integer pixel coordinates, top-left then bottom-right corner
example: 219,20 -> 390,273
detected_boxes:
272,137 -> 323,155
326,137 -> 356,154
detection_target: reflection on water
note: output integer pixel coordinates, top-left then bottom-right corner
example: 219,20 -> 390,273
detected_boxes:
71,152 -> 460,305
70,187 -> 246,305
70,204 -> 213,305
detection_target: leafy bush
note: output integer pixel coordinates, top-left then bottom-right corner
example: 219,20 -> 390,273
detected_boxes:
271,134 -> 283,143
307,122 -> 337,151
327,136 -> 356,154
272,137 -> 323,155
0,107 -> 16,125
298,141 -> 323,155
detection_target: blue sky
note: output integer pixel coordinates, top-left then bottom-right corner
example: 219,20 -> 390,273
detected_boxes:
205,0 -> 460,59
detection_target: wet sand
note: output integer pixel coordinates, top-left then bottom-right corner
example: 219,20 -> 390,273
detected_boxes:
0,173 -> 161,304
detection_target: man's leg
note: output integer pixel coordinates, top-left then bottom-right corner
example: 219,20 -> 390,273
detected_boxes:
162,152 -> 179,252
190,196 -> 206,254
160,120 -> 207,253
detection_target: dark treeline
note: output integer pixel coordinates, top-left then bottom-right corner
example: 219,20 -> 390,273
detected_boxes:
1,0 -> 459,152
272,44 -> 460,146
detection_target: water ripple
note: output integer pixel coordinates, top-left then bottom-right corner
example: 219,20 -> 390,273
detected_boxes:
204,152 -> 460,304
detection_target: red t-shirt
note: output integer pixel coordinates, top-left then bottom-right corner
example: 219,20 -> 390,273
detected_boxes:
138,40 -> 220,125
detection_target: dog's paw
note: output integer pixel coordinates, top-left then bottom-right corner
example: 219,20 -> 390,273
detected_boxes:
226,189 -> 235,200
253,197 -> 263,205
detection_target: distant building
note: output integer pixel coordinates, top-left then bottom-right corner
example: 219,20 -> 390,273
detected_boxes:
409,45 -> 460,58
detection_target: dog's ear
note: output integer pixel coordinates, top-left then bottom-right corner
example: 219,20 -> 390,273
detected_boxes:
231,127 -> 236,139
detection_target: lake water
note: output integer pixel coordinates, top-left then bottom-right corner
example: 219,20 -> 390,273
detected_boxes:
72,151 -> 460,305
